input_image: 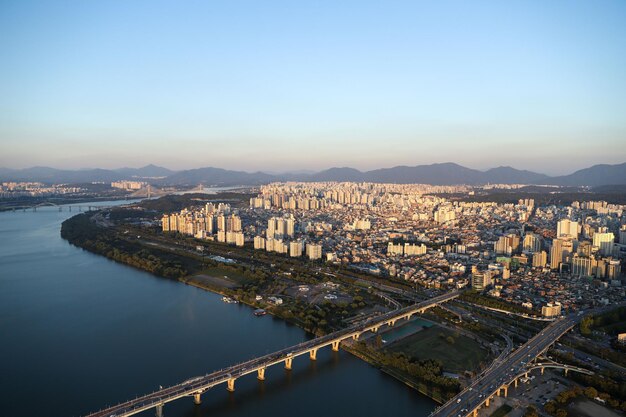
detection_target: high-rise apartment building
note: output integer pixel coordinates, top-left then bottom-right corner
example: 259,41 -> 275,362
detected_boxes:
404,243 -> 427,256
471,271 -> 493,291
532,251 -> 547,268
572,255 -> 596,277
550,239 -> 563,269
557,219 -> 579,240
593,232 -> 614,256
289,241 -> 303,257
494,234 -> 520,256
387,242 -> 404,256
306,243 -> 322,260
254,236 -> 266,250
523,232 -> 542,253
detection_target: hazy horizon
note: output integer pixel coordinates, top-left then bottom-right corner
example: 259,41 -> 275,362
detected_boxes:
2,159 -> 626,178
2,1 -> 626,175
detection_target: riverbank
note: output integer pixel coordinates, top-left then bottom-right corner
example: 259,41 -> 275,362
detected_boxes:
182,275 -> 455,404
60,210 -> 458,405
345,341 -> 447,404
2,205 -> 439,417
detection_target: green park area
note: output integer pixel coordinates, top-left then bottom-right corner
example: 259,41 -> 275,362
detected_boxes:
387,325 -> 488,373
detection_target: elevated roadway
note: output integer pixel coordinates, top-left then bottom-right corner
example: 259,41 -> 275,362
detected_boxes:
431,315 -> 582,417
85,290 -> 460,417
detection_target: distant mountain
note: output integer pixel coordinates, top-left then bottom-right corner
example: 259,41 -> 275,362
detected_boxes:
483,166 -> 551,185
160,167 -> 274,186
0,167 -> 125,183
550,163 -> 626,187
114,164 -> 175,178
304,163 -> 556,185
364,163 -> 481,184
309,167 -> 365,182
0,167 -> 16,176
2,161 -> 625,187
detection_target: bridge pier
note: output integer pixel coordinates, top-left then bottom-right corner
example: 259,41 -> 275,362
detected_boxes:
485,396 -> 490,407
371,326 -> 379,333
564,368 -> 568,376
332,340 -> 340,351
352,333 -> 360,341
257,368 -> 266,380
310,348 -> 318,360
193,393 -> 201,405
227,378 -> 236,392
156,403 -> 164,417
285,357 -> 293,370
502,386 -> 508,397
541,367 -> 544,375
514,378 -> 518,388
473,409 -> 478,417
387,319 -> 396,327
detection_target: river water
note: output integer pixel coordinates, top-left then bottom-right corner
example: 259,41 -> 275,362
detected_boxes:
0,202 -> 436,417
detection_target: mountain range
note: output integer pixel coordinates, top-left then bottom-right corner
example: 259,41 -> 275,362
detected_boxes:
1,162 -> 625,187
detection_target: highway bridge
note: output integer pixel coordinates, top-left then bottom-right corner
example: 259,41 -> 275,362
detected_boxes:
85,290 -> 460,417
430,315 -> 587,417
2,202 -> 113,212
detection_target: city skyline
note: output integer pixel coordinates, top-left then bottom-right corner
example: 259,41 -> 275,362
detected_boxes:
2,1 -> 626,174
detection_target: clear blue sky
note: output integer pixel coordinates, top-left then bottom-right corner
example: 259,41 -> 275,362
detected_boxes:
1,0 -> 625,174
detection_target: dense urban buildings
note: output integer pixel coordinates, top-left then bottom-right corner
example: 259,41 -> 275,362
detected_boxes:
161,182 -> 626,318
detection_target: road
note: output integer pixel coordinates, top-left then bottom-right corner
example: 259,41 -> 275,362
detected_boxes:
431,315 -> 577,417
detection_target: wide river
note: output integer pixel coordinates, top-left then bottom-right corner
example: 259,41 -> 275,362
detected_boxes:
0,202 -> 436,417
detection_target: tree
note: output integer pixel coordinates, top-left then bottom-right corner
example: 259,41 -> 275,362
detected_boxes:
555,409 -> 567,417
584,387 -> 598,399
523,405 -> 539,417
375,334 -> 383,348
580,316 -> 593,336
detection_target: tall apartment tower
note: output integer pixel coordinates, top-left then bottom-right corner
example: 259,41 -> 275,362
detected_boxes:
557,219 -> 579,240
550,239 -> 563,270
523,233 -> 542,253
593,232 -> 614,256
532,251 -> 547,268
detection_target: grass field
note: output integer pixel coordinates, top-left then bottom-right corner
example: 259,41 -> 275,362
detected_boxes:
386,325 -> 488,373
200,265 -> 251,286
490,404 -> 512,417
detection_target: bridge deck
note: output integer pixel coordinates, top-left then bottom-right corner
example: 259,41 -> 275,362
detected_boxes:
430,316 -> 578,417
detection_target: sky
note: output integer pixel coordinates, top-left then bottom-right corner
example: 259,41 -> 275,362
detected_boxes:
1,0 -> 625,175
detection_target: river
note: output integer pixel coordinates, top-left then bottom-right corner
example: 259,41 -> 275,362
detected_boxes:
0,202 -> 436,417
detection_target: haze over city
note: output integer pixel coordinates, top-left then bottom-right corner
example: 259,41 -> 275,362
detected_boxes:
2,1 -> 626,174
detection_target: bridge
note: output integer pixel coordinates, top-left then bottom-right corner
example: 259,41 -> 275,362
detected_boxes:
2,202 -> 114,212
85,290 -> 460,417
430,315 -> 588,417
